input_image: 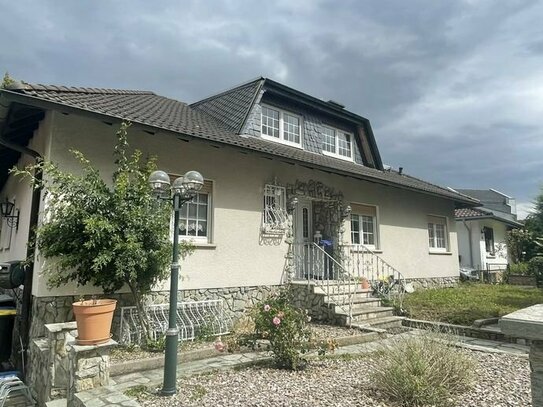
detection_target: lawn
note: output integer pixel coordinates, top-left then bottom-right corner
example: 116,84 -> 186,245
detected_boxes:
402,283 -> 543,325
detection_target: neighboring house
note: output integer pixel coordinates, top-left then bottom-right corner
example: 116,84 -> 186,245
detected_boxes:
0,77 -> 478,343
454,188 -> 523,272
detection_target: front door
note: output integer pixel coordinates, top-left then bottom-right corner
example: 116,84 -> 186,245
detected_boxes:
295,198 -> 312,244
294,198 -> 313,279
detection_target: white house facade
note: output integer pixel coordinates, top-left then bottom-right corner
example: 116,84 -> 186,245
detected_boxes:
455,189 -> 522,272
0,78 -> 478,346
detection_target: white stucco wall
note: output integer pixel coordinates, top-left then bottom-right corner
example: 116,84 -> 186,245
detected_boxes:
23,113 -> 460,297
0,112 -> 53,264
456,218 -> 510,270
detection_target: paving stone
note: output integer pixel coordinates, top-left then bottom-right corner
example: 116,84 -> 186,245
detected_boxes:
84,398 -> 106,407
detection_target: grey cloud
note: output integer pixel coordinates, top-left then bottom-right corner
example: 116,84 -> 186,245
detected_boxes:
0,0 -> 541,216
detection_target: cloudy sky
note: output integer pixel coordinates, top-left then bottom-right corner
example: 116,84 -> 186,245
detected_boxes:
1,0 -> 541,218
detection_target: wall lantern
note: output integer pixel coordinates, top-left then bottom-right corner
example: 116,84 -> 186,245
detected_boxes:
287,197 -> 298,213
0,198 -> 19,230
341,204 -> 352,220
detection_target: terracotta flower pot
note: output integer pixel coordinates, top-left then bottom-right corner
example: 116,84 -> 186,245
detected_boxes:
73,299 -> 117,345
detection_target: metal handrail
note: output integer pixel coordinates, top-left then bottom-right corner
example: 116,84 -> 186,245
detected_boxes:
339,244 -> 406,304
292,242 -> 355,322
293,241 -> 407,313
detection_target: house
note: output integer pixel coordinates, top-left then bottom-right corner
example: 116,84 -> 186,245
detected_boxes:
0,77 -> 478,347
454,188 -> 522,273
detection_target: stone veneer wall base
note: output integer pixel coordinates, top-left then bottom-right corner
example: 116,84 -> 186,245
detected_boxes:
30,285 -> 281,343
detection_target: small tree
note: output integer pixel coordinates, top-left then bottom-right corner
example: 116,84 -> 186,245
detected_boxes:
506,228 -> 535,263
13,122 -> 185,344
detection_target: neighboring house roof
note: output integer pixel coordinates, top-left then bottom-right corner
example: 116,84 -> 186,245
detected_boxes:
454,206 -> 523,228
455,207 -> 489,218
0,81 -> 478,206
455,188 -> 515,216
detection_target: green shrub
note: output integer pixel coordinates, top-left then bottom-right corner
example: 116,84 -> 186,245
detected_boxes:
507,262 -> 530,275
372,331 -> 475,406
503,262 -> 530,283
528,256 -> 543,286
252,291 -> 312,370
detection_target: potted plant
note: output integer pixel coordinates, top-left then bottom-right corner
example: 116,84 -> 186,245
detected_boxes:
13,122 -> 181,346
72,296 -> 117,345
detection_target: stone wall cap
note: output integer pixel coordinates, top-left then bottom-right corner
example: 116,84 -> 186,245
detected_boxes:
500,304 -> 543,340
67,338 -> 118,353
45,321 -> 77,333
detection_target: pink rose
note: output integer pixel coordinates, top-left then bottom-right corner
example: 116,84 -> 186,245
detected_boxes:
264,304 -> 271,312
273,316 -> 281,326
214,337 -> 225,352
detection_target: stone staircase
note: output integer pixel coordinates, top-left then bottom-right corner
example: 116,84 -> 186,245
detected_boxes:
291,281 -> 403,329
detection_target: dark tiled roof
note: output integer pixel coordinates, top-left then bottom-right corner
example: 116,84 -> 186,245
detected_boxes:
15,83 -> 234,140
455,206 -> 523,227
190,78 -> 263,132
455,207 -> 489,218
1,82 -> 478,205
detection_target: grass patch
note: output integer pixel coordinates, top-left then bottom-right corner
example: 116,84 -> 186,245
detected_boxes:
188,384 -> 208,402
124,385 -> 150,399
403,283 -> 543,325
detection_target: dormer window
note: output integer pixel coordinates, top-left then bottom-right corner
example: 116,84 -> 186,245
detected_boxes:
261,105 -> 302,147
322,126 -> 353,160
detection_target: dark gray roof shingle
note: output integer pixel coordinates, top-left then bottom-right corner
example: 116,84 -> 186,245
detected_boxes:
190,78 -> 263,132
2,82 -> 478,205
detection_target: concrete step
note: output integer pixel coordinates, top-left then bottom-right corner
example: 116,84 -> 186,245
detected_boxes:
327,297 -> 382,310
335,306 -> 394,321
314,285 -> 372,296
356,316 -> 405,330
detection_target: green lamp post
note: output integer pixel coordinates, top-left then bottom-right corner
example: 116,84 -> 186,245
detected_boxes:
148,169 -> 204,396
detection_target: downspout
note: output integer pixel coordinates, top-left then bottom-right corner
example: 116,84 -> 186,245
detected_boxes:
0,102 -> 43,380
462,219 -> 474,267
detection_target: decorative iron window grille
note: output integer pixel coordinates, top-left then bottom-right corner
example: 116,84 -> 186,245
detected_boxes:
262,184 -> 288,233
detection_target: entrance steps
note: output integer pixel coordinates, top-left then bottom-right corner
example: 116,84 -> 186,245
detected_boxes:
292,281 -> 403,328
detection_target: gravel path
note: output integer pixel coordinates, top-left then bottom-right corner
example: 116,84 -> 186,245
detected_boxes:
136,350 -> 531,406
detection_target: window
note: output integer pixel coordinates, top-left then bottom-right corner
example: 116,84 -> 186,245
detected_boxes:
350,204 -> 378,248
262,184 -> 287,233
176,179 -> 213,243
321,126 -> 353,160
428,215 -> 448,252
261,105 -> 302,146
483,227 -> 495,255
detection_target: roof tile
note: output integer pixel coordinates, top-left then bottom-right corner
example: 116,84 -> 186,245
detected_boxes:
4,81 -> 477,205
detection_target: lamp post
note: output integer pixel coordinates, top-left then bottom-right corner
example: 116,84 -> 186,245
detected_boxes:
148,169 -> 204,396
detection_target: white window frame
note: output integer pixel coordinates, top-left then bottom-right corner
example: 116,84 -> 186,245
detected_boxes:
261,104 -> 303,148
483,226 -> 495,256
171,176 -> 213,245
321,125 -> 353,161
349,203 -> 379,250
428,215 -> 448,253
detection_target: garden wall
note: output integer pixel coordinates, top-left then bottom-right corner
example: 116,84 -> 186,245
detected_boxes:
30,285 -> 281,341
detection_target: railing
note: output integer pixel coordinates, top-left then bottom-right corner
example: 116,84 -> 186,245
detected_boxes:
292,242 -> 355,320
292,242 -> 407,319
119,299 -> 232,346
339,244 -> 406,303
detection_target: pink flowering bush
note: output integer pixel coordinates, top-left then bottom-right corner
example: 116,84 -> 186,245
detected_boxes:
252,291 -> 312,370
